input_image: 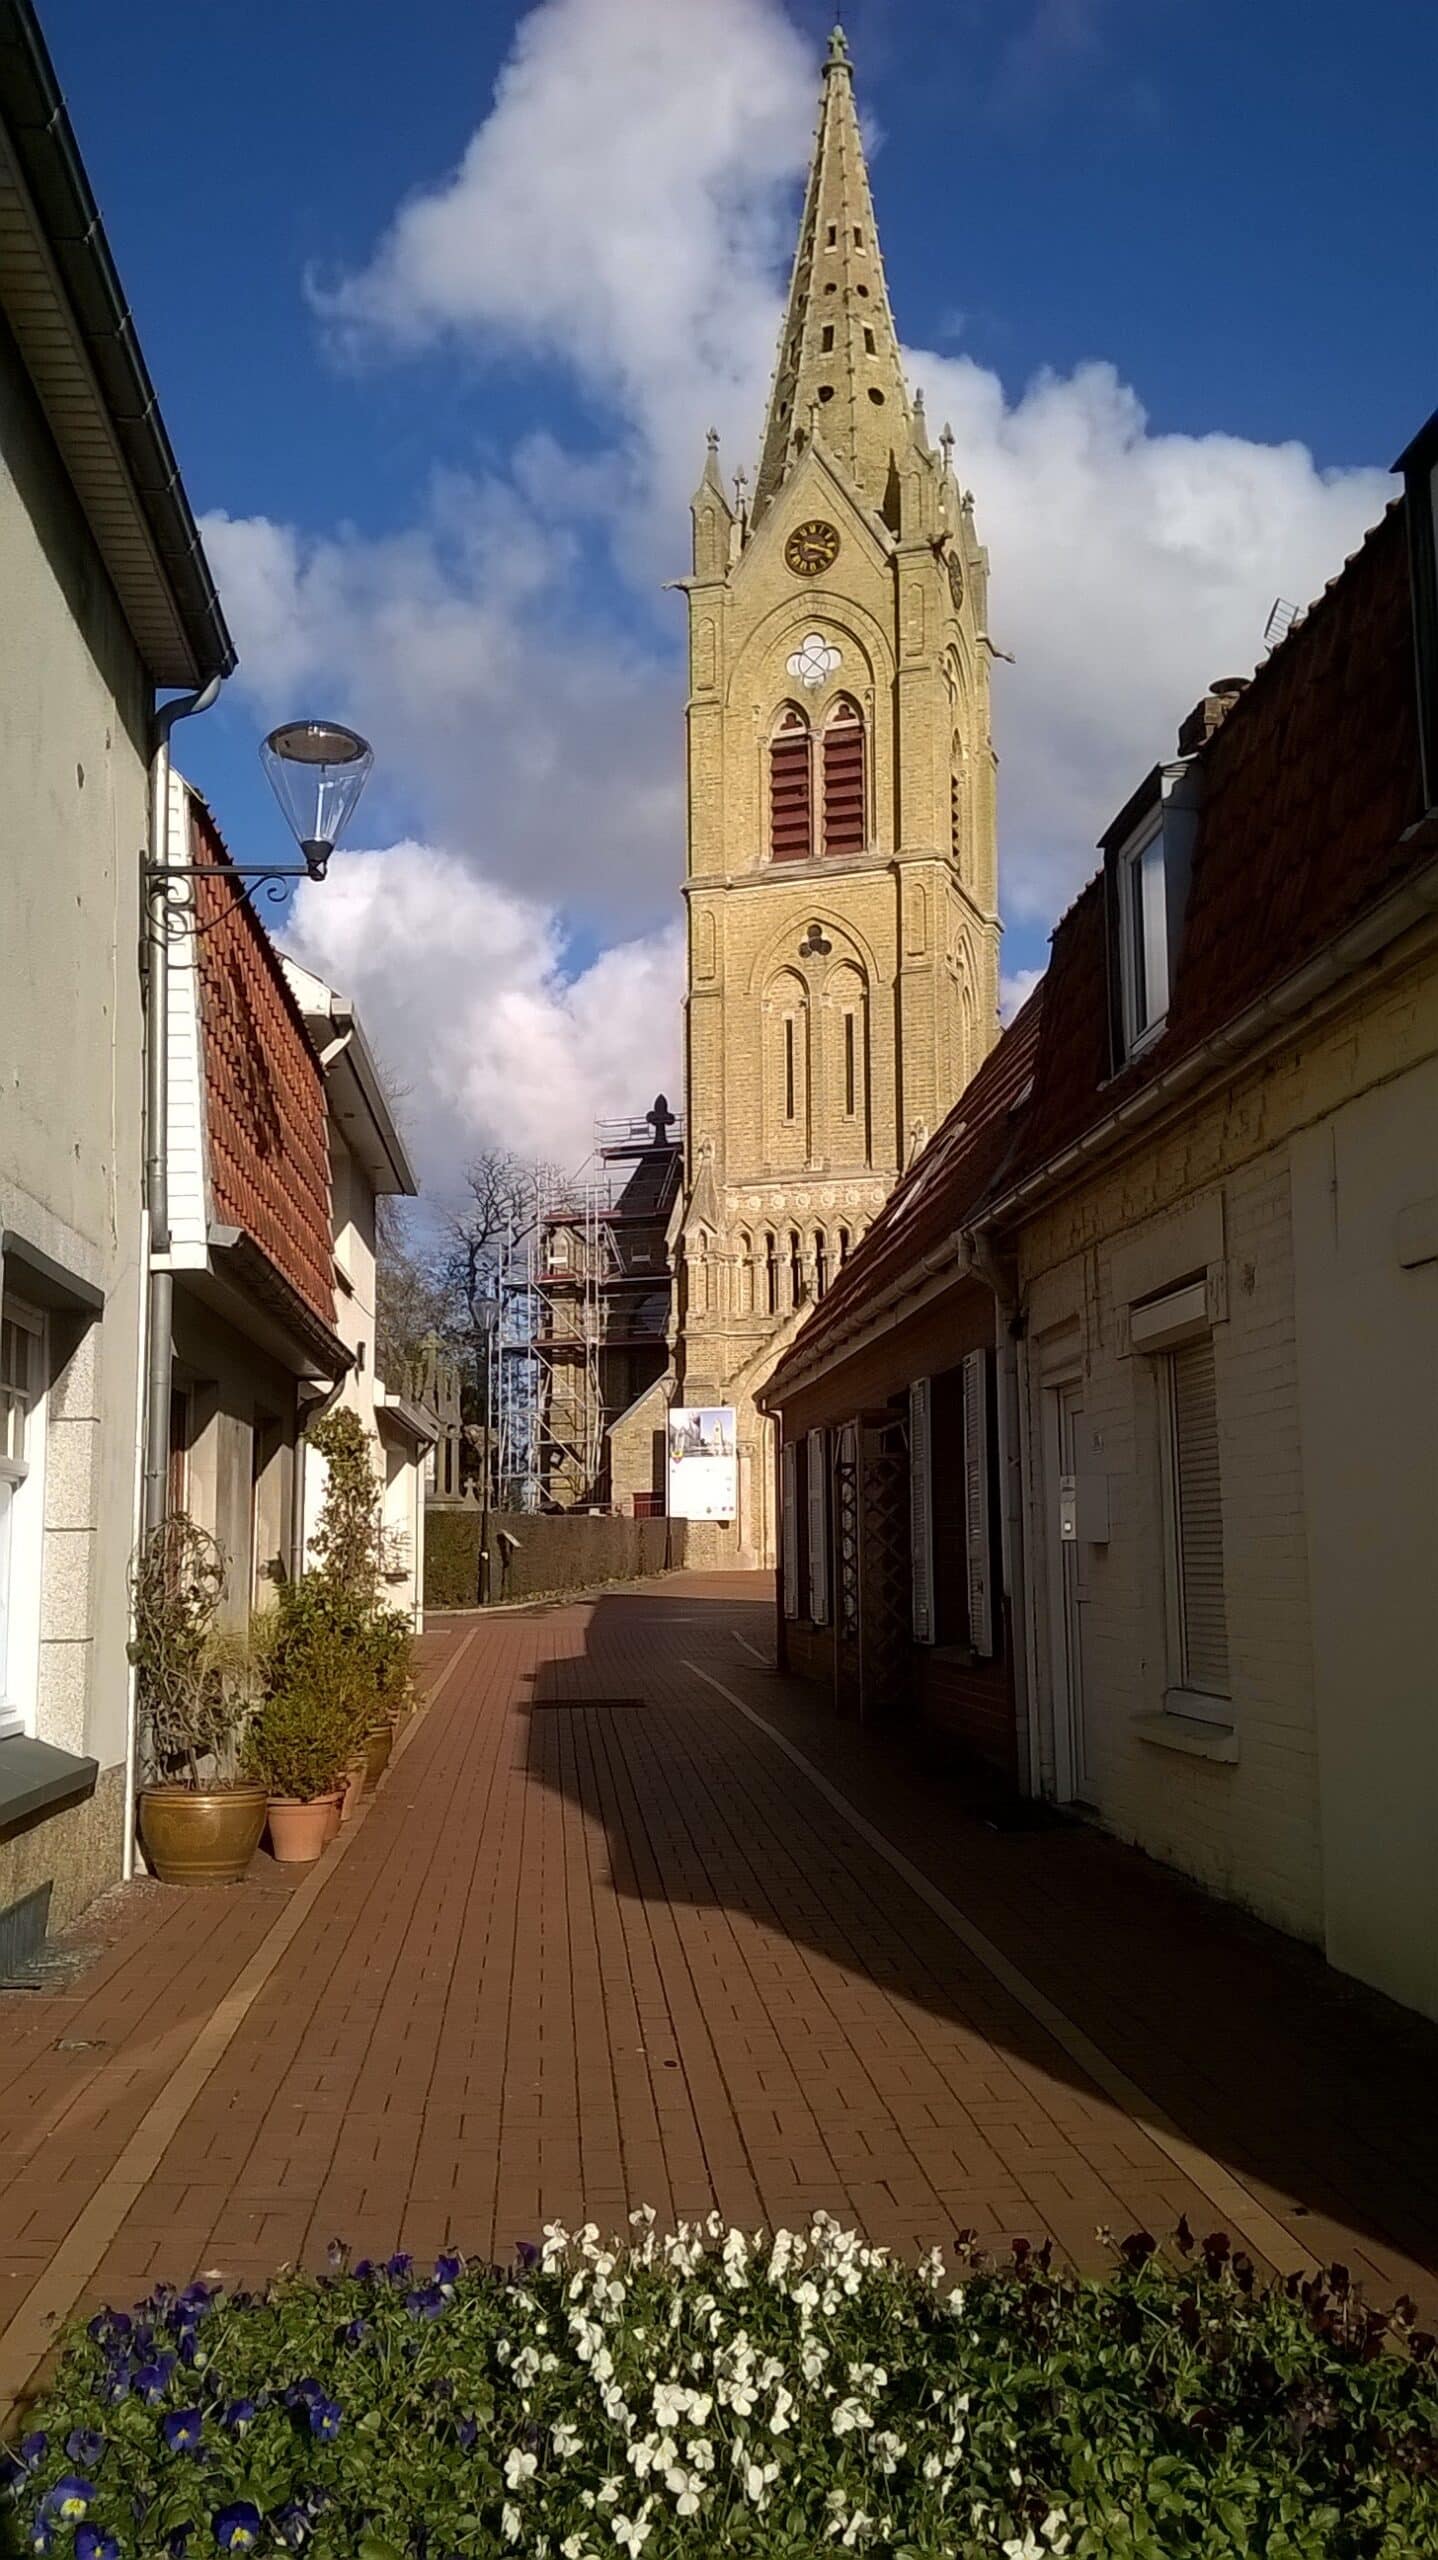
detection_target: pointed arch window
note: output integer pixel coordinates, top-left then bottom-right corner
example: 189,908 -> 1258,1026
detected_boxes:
736,1230 -> 754,1317
770,706 -> 813,862
789,1229 -> 805,1308
822,697 -> 866,856
815,1231 -> 829,1298
764,1232 -> 780,1316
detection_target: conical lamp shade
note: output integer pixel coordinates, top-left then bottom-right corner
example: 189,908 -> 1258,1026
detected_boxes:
261,721 -> 373,858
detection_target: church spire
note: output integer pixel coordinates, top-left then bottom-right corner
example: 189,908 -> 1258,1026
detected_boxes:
752,24 -> 911,524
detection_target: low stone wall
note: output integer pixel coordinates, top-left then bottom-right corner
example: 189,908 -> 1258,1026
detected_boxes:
426,1507 -> 696,1609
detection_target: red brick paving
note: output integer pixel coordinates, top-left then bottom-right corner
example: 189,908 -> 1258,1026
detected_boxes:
1,1572 -> 1436,2363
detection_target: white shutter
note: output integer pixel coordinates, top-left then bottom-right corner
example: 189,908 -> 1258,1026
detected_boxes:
781,1441 -> 799,1619
1170,1335 -> 1228,1692
962,1348 -> 993,1656
909,1377 -> 934,1644
806,1427 -> 829,1624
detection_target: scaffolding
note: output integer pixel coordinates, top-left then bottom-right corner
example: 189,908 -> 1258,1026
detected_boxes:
492,1104 -> 682,1513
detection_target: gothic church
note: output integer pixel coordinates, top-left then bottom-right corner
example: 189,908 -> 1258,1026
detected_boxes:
661,27 -> 1001,1563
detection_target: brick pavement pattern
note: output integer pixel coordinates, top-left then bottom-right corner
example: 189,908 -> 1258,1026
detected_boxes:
2,1572 -> 1436,2380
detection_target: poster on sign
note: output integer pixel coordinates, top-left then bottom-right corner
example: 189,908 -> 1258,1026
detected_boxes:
666,1406 -> 738,1521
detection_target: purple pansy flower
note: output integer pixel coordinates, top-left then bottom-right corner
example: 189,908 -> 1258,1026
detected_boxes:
65,2433 -> 106,2468
456,2416 -> 479,2450
340,2318 -> 368,2348
220,2401 -> 256,2435
161,2411 -> 204,2454
351,2259 -> 374,2281
75,2526 -> 120,2560
132,2356 -> 175,2403
19,2435 -> 48,2470
43,2478 -> 97,2522
269,2505 -> 308,2550
385,2252 -> 412,2282
434,2252 -> 463,2287
405,2284 -> 446,2321
306,2399 -> 341,2443
28,2521 -> 54,2556
212,2506 -> 261,2553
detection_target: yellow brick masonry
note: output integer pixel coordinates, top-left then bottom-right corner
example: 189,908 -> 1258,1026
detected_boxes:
669,31 -> 1001,1560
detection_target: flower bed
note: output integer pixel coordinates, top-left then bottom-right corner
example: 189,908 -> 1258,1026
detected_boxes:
6,2216 -> 1437,2558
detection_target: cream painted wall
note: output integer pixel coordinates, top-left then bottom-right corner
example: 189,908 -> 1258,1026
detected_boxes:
0,315 -> 149,1802
1290,1039 -> 1438,2021
1015,933 -> 1438,2011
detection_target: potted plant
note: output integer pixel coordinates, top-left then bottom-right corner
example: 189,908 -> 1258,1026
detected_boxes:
131,1518 -> 268,1886
243,1675 -> 353,1863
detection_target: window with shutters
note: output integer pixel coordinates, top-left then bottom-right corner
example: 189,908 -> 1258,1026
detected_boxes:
807,1428 -> 829,1624
961,1349 -> 994,1656
781,1442 -> 800,1618
769,706 -> 813,862
1160,1332 -> 1230,1713
909,1377 -> 934,1643
821,699 -> 865,856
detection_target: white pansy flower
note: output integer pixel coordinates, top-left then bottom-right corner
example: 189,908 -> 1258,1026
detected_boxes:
503,2449 -> 538,2492
743,2459 -> 779,2506
501,2504 -> 522,2544
552,2423 -> 582,2461
611,2506 -> 652,2553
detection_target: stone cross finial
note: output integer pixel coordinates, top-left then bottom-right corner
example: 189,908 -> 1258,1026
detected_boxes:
827,24 -> 850,64
706,426 -> 720,454
940,421 -> 955,465
647,1093 -> 677,1144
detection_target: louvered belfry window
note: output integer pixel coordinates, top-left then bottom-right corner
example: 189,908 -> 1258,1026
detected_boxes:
1167,1334 -> 1229,1694
770,708 -> 813,861
822,699 -> 865,855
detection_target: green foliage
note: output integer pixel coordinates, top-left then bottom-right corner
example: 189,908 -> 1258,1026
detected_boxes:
242,1676 -> 353,1803
129,1516 -> 246,1790
306,1408 -> 383,1602
423,1507 -> 484,1610
10,2221 -> 1438,2558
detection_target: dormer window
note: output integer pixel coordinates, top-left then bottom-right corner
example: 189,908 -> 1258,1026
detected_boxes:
1395,406 -> 1438,809
1103,760 -> 1202,1065
1117,811 -> 1169,1050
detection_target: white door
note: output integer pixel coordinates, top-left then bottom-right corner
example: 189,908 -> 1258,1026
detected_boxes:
1044,1379 -> 1090,1801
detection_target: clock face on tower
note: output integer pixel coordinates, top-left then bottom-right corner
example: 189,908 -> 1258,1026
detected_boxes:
946,549 -> 965,612
785,519 -> 841,577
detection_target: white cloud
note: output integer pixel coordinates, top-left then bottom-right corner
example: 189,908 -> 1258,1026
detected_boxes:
209,0 -> 1392,1180
1000,965 -> 1044,1024
284,843 -> 683,1189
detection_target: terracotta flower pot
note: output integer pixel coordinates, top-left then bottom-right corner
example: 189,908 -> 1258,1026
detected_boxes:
266,1793 -> 342,1864
340,1760 -> 367,1823
363,1722 -> 393,1786
138,1784 -> 269,1886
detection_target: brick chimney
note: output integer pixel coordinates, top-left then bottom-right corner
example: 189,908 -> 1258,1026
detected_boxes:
1177,676 -> 1248,756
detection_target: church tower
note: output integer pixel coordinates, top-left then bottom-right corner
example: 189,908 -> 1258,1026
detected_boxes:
673,26 -> 1000,1564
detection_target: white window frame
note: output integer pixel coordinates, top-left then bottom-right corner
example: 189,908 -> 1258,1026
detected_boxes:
0,1299 -> 47,1741
806,1427 -> 829,1625
1118,809 -> 1170,1054
1138,1283 -> 1231,1724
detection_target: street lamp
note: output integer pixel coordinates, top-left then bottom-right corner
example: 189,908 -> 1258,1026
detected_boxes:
260,719 -> 375,882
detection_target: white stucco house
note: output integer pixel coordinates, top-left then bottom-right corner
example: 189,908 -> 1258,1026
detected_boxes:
283,961 -> 437,1629
0,0 -> 235,1962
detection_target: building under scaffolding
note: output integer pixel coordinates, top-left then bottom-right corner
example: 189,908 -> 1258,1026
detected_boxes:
494,1097 -> 681,1511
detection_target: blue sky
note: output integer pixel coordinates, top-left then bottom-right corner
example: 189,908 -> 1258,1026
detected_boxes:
43,0 -> 1436,1177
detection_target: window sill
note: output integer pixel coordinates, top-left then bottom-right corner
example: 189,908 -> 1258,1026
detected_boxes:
0,1736 -> 100,1829
1133,1708 -> 1237,1765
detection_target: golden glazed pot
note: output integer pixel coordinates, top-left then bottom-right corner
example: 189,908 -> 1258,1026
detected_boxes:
138,1784 -> 269,1886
